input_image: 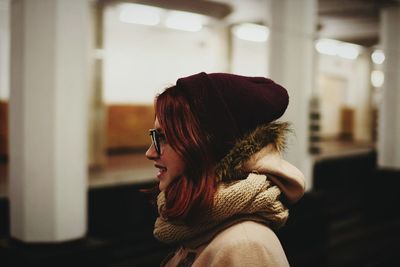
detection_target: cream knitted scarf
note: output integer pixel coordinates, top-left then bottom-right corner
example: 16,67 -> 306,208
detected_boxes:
153,173 -> 288,249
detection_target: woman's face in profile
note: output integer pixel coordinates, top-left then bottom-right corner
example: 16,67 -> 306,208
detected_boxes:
146,117 -> 185,191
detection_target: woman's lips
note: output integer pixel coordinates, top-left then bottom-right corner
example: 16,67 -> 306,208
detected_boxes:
155,164 -> 167,178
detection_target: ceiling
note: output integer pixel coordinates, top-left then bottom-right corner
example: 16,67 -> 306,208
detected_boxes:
216,0 -> 400,47
317,0 -> 399,47
105,0 -> 400,47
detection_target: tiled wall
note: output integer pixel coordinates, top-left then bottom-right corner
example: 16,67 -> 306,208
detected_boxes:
106,104 -> 154,151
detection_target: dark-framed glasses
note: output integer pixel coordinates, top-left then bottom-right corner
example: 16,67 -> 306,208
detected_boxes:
149,129 -> 165,156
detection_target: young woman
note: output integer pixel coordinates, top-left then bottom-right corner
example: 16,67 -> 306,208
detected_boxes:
146,72 -> 305,266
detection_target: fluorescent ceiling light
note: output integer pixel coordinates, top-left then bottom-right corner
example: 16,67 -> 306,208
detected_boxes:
315,39 -> 360,60
165,11 -> 204,32
315,39 -> 339,56
371,70 -> 384,87
338,43 -> 360,59
371,50 -> 385,64
119,3 -> 162,26
232,23 -> 269,42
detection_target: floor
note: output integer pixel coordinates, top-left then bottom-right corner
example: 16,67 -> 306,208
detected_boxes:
313,139 -> 375,161
0,140 -> 375,198
89,153 -> 156,188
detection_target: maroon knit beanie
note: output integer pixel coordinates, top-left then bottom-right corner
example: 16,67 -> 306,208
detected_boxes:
176,72 -> 289,161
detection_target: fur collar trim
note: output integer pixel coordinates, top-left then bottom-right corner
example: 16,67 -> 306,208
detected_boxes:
215,121 -> 290,181
215,121 -> 305,203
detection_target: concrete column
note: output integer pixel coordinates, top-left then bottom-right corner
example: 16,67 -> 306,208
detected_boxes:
352,51 -> 373,143
9,0 -> 90,242
378,6 -> 400,169
0,0 -> 10,100
267,0 -> 317,190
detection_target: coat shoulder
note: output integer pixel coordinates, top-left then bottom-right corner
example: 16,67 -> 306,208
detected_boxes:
193,221 -> 289,267
210,221 -> 279,246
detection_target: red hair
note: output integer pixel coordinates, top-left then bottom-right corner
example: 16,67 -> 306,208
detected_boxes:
156,85 -> 217,223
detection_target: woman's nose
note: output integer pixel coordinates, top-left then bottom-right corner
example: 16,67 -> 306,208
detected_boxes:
145,143 -> 159,159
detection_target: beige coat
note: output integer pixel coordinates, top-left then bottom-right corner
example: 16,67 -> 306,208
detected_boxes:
164,220 -> 289,267
157,122 -> 304,266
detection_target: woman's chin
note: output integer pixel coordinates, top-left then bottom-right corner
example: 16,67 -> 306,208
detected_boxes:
158,181 -> 166,192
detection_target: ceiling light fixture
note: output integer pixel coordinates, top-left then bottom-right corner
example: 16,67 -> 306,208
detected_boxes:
165,11 -> 205,32
315,39 -> 361,60
371,70 -> 384,87
232,23 -> 269,42
371,50 -> 385,65
119,3 -> 162,26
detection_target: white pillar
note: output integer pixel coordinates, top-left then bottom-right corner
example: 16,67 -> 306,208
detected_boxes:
378,6 -> 400,169
0,0 -> 10,100
349,51 -> 373,142
267,0 -> 317,190
9,0 -> 90,242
